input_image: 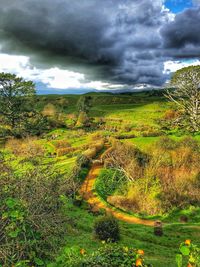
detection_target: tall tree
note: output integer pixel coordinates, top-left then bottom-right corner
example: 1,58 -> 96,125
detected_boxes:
166,66 -> 200,132
0,72 -> 36,129
77,95 -> 92,114
76,96 -> 92,127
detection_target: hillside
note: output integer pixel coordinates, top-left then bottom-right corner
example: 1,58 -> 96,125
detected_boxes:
0,92 -> 200,267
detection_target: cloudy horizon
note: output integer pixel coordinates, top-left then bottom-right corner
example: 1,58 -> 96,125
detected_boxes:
0,0 -> 200,94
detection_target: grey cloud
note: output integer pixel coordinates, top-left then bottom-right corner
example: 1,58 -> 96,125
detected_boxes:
193,0 -> 200,6
0,0 -> 199,88
161,7 -> 200,49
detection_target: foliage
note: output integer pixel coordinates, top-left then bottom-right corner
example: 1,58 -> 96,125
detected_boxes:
51,244 -> 150,267
76,111 -> 90,127
76,154 -> 91,168
102,140 -> 148,181
42,103 -> 57,117
102,137 -> 200,215
77,96 -> 92,114
0,163 -> 73,266
94,216 -> 120,242
96,168 -> 126,200
76,96 -> 93,127
0,72 -> 36,131
22,112 -> 50,136
166,66 -> 200,132
176,240 -> 200,267
6,137 -> 44,158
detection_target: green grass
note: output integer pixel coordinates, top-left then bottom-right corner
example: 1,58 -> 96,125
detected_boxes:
127,135 -> 200,151
53,202 -> 200,267
1,92 -> 200,266
91,102 -> 170,127
120,222 -> 200,267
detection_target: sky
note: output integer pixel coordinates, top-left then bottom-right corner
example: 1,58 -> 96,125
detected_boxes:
0,0 -> 200,94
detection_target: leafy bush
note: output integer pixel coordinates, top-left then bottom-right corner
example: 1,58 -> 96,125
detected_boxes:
0,162 -> 74,266
94,216 -> 120,242
96,168 -> 126,200
52,244 -> 150,267
108,177 -> 162,216
176,240 -> 200,267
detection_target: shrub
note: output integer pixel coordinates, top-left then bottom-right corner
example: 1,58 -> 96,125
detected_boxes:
103,137 -> 200,215
163,109 -> 179,120
123,123 -> 133,132
115,133 -> 136,139
176,240 -> 200,267
42,103 -> 57,117
76,154 -> 91,168
6,138 -> 44,158
94,215 -> 120,242
0,166 -> 72,266
95,168 -> 126,201
54,244 -> 149,267
56,147 -> 76,157
102,140 -> 148,180
83,147 -> 97,159
108,177 -> 162,216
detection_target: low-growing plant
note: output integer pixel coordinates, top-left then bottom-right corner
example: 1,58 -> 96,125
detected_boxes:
52,244 -> 150,267
176,240 -> 200,267
94,215 -> 120,242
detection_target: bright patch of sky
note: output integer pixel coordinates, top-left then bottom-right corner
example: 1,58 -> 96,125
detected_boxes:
164,0 -> 193,13
0,53 -> 124,91
164,59 -> 200,74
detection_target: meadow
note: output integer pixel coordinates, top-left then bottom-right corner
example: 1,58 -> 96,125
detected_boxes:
0,91 -> 200,267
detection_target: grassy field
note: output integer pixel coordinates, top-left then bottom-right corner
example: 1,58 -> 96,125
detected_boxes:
51,201 -> 200,267
1,92 -> 200,266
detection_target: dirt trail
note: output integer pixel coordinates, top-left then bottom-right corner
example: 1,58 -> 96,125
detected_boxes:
80,147 -> 155,227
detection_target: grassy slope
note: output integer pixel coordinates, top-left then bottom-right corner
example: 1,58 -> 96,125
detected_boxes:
36,93 -> 200,266
57,203 -> 200,267
2,92 -> 200,266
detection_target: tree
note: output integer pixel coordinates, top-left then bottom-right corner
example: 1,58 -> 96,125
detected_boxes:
76,96 -> 92,127
165,66 -> 200,132
77,95 -> 92,114
0,72 -> 36,129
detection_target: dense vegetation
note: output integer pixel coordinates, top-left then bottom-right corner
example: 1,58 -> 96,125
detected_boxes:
0,70 -> 200,266
101,137 -> 200,216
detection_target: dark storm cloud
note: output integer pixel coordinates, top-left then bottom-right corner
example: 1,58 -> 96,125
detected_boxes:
0,0 -> 199,87
161,7 -> 200,49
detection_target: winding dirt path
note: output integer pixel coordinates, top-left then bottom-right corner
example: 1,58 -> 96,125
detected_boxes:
80,149 -> 155,227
